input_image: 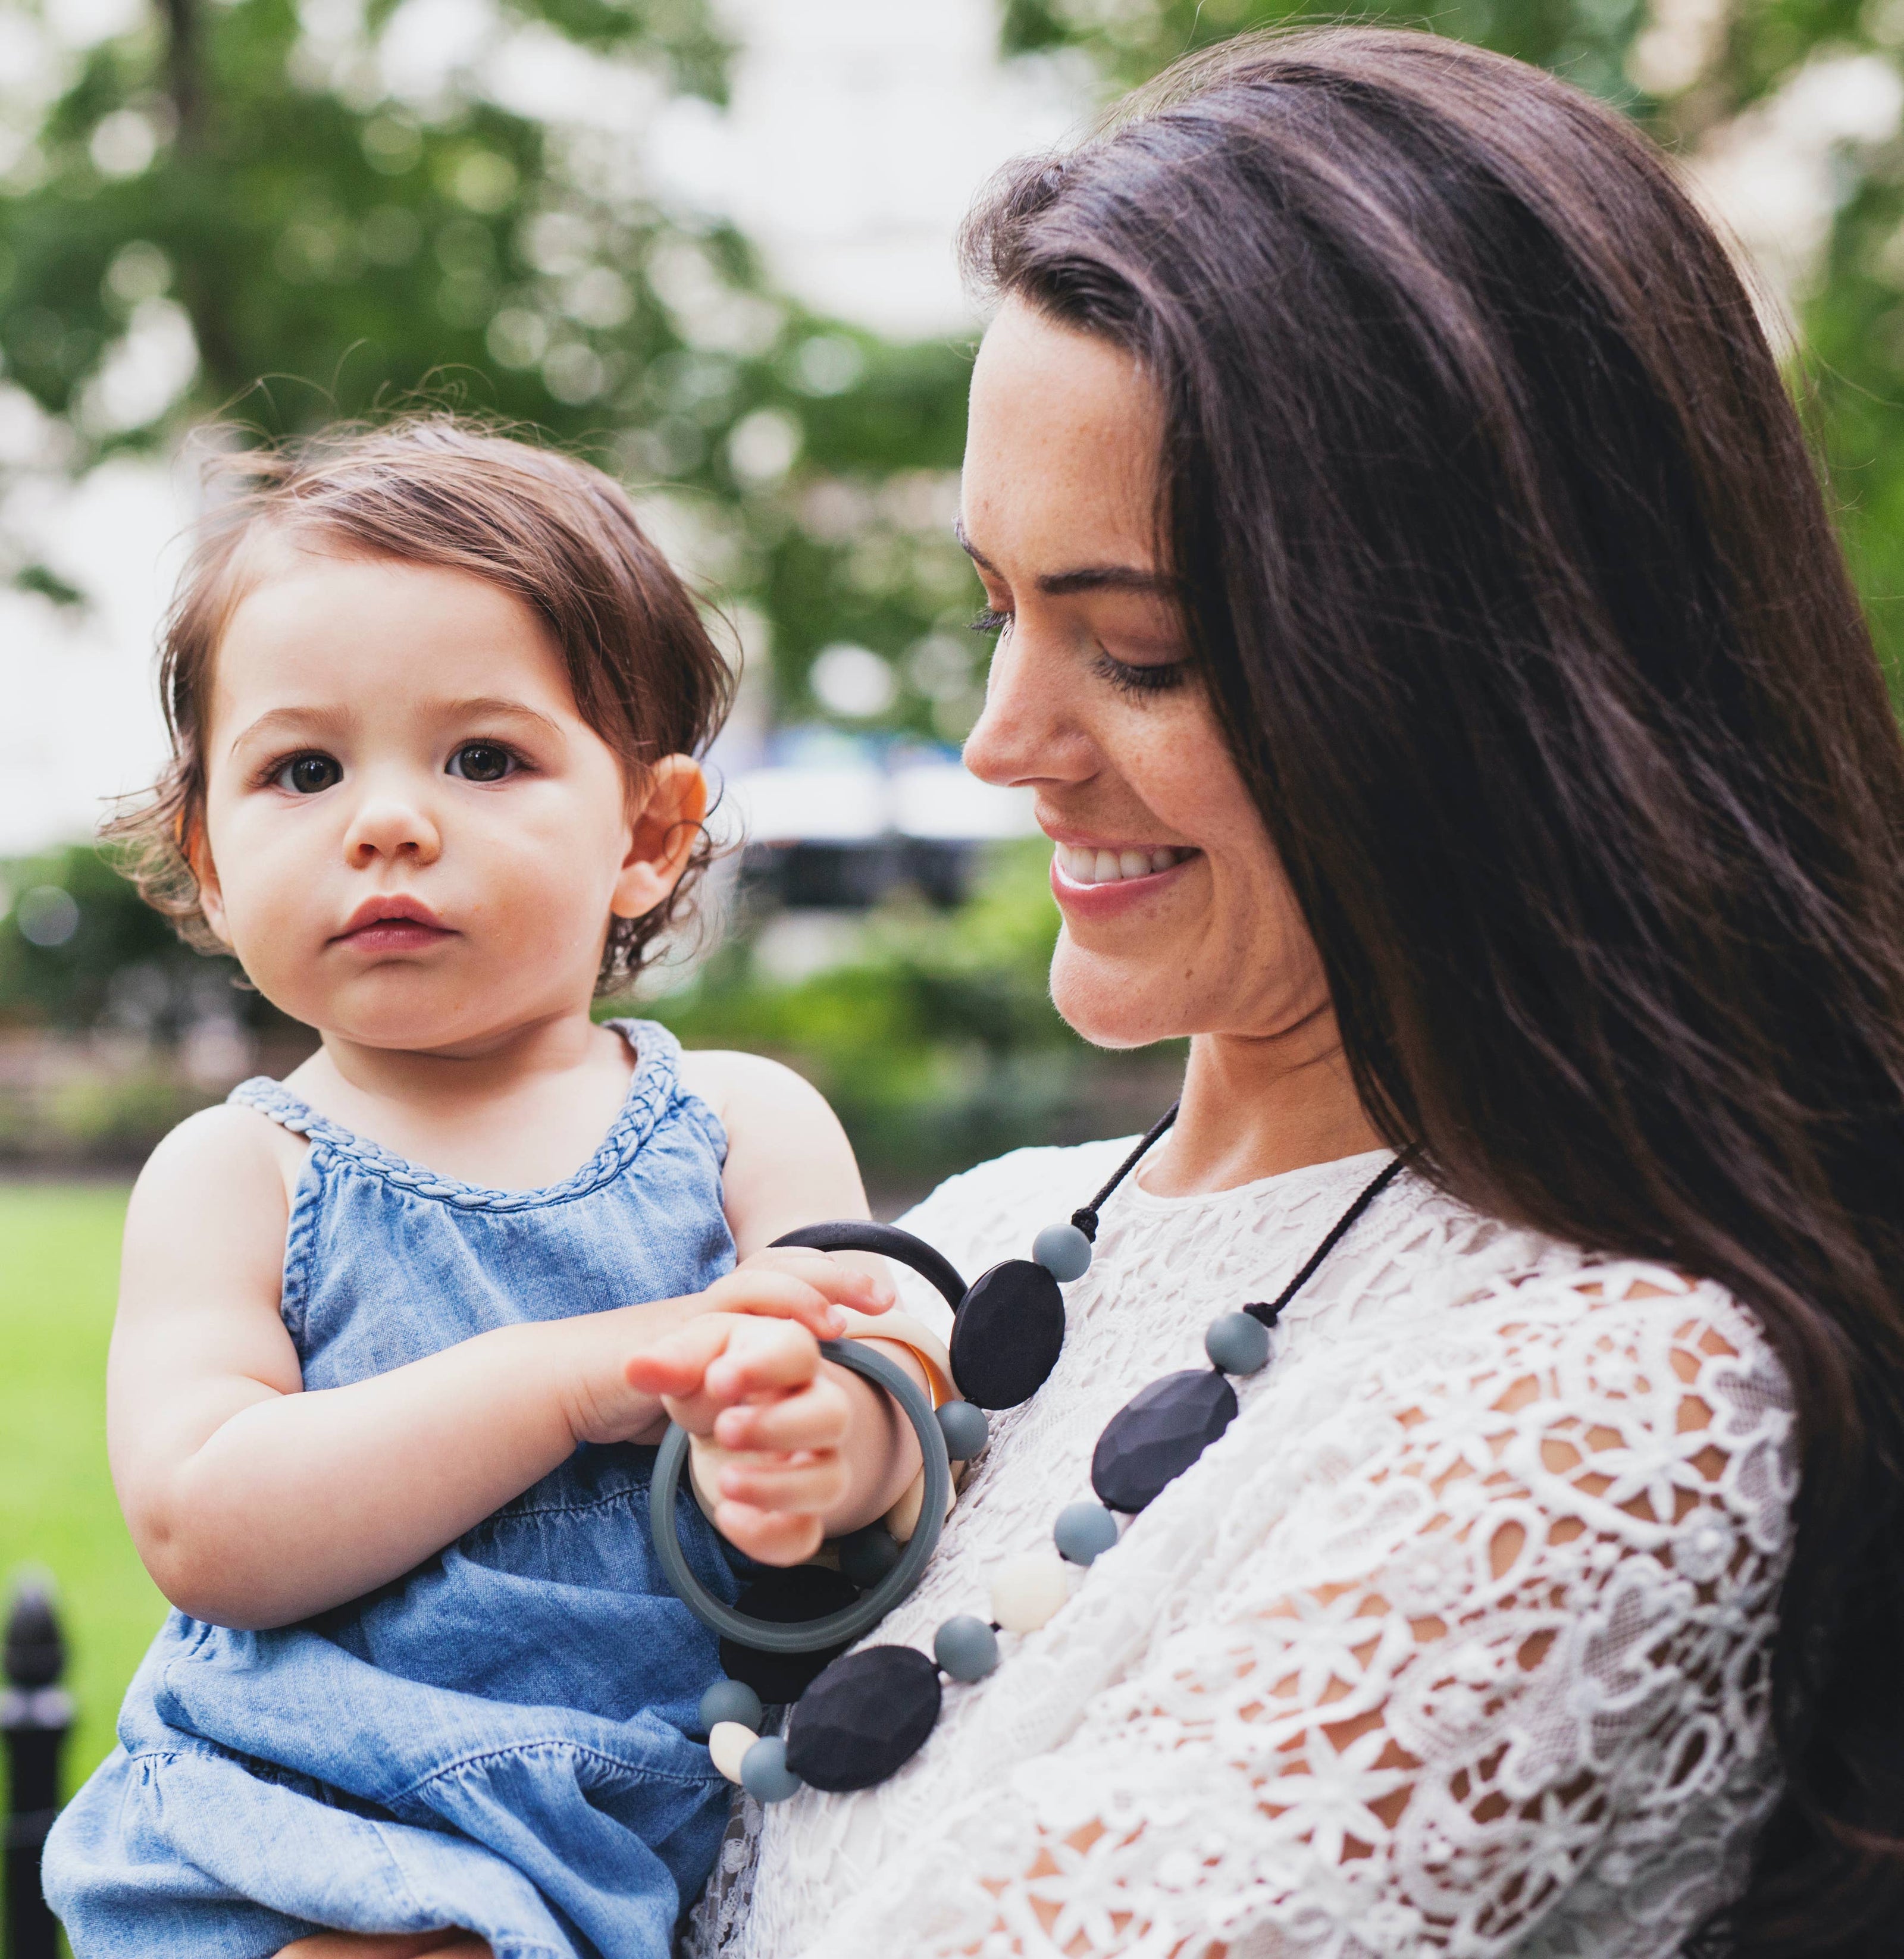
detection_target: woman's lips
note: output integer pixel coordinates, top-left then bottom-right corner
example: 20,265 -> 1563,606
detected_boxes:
1049,841 -> 1200,914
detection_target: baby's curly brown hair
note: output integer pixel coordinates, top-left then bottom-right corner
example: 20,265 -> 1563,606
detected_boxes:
105,415 -> 735,993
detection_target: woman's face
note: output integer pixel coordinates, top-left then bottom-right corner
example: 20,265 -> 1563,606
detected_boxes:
961,299 -> 1329,1051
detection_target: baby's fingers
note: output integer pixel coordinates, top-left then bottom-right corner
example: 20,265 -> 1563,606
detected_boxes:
703,1320 -> 821,1403
716,1452 -> 848,1516
713,1501 -> 824,1567
715,1251 -> 895,1327
623,1315 -> 732,1397
712,1375 -> 850,1455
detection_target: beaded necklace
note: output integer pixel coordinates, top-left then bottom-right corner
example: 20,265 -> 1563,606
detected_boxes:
650,1108 -> 1407,1803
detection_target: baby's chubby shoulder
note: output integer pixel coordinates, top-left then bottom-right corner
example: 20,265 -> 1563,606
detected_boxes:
674,1046 -> 835,1132
128,1099 -> 302,1239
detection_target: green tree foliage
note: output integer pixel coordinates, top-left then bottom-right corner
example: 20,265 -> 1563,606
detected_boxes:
0,844 -> 280,1036
0,0 -> 982,728
1003,0 -> 1645,98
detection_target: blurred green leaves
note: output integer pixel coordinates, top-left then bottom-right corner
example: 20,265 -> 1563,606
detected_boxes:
1001,0 -> 1648,102
0,0 -> 981,731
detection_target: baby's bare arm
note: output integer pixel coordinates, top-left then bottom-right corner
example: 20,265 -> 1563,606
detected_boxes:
108,1105 -> 881,1629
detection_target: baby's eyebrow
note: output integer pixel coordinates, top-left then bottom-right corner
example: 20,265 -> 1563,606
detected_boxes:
227,704 -> 352,756
447,697 -> 564,737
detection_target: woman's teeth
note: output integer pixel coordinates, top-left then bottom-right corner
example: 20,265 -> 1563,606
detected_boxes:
1054,843 -> 1194,885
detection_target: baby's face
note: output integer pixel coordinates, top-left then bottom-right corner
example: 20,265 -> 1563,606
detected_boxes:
195,543 -> 680,1054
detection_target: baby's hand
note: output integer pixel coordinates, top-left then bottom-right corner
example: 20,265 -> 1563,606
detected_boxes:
694,1245 -> 895,1337
626,1314 -> 854,1565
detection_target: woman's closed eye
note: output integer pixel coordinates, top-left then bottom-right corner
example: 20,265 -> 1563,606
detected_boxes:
1094,650 -> 1188,697
971,606 -> 1186,693
445,740 -> 524,783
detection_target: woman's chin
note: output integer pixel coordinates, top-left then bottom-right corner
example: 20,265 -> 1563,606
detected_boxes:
1049,941 -> 1195,1051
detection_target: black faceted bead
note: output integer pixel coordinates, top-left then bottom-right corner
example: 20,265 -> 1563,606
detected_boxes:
784,1644 -> 943,1792
950,1260 -> 1066,1409
1091,1368 -> 1239,1514
719,1565 -> 860,1702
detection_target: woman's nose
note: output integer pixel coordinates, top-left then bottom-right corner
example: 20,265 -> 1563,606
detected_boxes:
962,626 -> 1090,791
342,786 -> 442,868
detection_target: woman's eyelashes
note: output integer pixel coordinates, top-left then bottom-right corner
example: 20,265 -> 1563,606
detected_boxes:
971,604 -> 1187,695
1092,650 -> 1188,697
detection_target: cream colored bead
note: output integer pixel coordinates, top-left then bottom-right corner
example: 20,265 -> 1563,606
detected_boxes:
708,1720 -> 759,1784
989,1550 -> 1070,1632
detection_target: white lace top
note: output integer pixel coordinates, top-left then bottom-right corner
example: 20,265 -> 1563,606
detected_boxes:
685,1140 -> 1796,1959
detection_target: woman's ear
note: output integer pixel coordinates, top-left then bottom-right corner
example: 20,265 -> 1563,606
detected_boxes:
612,755 -> 710,920
182,812 -> 236,951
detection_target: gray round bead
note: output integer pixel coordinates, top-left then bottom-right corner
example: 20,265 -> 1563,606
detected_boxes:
934,1614 -> 1000,1682
1032,1223 -> 1093,1282
1053,1500 -> 1120,1566
935,1399 -> 989,1461
740,1734 -> 804,1803
1204,1311 -> 1271,1376
698,1678 -> 764,1737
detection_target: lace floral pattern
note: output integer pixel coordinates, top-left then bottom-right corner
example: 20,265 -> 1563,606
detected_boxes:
683,1143 -> 1795,1959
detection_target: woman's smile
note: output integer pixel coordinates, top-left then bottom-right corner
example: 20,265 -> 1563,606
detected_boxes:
1048,836 -> 1201,914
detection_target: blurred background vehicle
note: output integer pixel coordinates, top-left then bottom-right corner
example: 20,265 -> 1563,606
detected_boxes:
4,0 -> 1902,1875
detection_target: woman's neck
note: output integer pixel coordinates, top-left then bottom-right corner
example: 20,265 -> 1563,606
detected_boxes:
1141,1015 -> 1385,1199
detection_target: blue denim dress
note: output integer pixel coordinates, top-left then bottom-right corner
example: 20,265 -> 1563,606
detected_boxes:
45,1021 -> 744,1959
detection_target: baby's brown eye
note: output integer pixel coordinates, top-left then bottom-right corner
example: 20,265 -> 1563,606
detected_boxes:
448,742 -> 514,783
275,753 -> 341,795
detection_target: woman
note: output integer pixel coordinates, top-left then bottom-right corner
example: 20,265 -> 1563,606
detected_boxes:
687,26 -> 1904,1959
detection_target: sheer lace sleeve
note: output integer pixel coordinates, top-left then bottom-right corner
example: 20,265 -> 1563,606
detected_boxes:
800,1264 -> 1795,1959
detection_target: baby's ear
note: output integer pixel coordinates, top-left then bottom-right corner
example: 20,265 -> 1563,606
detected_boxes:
612,754 -> 709,919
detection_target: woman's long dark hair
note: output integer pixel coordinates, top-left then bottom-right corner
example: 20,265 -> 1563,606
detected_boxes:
963,27 -> 1904,1953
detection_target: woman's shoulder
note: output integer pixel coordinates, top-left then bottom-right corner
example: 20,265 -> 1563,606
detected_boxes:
1336,1196 -> 1797,1491
1430,1212 -> 1786,1374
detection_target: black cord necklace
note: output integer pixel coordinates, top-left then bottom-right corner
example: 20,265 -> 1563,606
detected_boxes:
650,1108 -> 1408,1802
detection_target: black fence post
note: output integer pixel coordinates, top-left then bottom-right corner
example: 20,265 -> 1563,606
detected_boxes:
2,1579 -> 71,1959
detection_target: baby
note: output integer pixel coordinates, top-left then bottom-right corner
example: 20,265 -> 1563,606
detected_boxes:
42,418 -> 946,1959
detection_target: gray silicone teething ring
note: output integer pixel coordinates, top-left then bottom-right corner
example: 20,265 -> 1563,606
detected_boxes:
650,1339 -> 951,1653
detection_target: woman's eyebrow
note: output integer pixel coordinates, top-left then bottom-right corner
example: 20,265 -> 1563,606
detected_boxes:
953,519 -> 1170,596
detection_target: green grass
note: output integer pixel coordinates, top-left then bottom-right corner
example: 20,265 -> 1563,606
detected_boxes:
0,1182 -> 167,1806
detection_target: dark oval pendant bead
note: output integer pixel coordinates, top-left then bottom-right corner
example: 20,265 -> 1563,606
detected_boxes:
950,1259 -> 1066,1409
1091,1368 -> 1239,1514
784,1644 -> 944,1792
719,1565 -> 862,1701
